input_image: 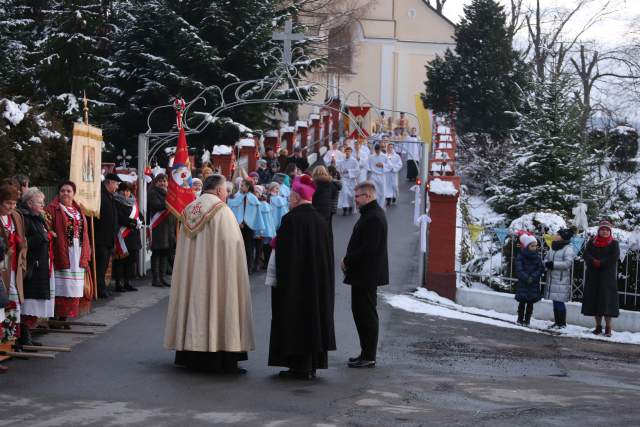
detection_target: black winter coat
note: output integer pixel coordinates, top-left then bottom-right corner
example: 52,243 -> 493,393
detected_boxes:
269,204 -> 336,368
21,208 -> 51,300
514,249 -> 543,303
582,239 -> 620,317
312,180 -> 341,223
147,186 -> 176,251
343,201 -> 389,288
114,198 -> 142,253
94,184 -> 119,248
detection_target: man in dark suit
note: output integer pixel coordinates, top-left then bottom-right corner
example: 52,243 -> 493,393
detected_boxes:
341,181 -> 389,368
94,173 -> 122,298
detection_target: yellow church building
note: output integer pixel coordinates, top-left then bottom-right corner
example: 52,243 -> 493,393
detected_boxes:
303,0 -> 455,130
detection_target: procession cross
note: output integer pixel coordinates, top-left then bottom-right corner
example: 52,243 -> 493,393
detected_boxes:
272,19 -> 305,65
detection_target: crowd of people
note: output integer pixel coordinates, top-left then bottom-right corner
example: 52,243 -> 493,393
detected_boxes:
515,221 -> 621,336
0,172 -> 151,373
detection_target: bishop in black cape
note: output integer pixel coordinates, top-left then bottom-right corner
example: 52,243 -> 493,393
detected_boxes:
269,175 -> 336,377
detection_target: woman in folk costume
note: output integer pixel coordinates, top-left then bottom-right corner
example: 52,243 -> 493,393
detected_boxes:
582,221 -> 620,337
19,188 -> 55,346
337,146 -> 360,216
112,182 -> 142,293
46,181 -> 91,323
228,179 -> 264,273
0,183 -> 27,348
384,143 -> 403,207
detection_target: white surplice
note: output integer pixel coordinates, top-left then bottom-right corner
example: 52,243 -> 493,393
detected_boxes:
367,153 -> 388,207
384,152 -> 403,199
337,157 -> 360,209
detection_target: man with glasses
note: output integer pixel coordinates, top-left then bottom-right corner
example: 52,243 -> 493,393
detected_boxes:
341,182 -> 389,368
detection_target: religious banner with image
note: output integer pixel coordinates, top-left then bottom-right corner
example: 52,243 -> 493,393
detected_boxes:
69,122 -> 103,217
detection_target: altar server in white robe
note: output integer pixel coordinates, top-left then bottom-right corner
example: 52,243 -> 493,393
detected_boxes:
384,143 -> 403,207
337,146 -> 360,216
367,144 -> 388,208
354,140 -> 370,183
323,142 -> 345,166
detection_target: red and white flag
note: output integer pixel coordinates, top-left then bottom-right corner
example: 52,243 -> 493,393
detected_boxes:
166,99 -> 196,217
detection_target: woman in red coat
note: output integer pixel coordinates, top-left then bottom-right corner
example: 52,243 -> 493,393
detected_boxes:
45,181 -> 91,321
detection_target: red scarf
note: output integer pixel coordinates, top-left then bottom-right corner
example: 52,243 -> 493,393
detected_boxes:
593,234 -> 613,248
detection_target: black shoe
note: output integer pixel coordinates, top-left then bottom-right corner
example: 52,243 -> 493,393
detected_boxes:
152,283 -> 164,288
278,369 -> 314,380
124,284 -> 138,292
348,359 -> 375,368
348,355 -> 362,363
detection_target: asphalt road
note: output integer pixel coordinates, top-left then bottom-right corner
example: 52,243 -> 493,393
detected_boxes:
1,179 -> 640,426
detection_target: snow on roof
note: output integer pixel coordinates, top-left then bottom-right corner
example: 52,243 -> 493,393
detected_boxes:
213,145 -> 232,155
296,120 -> 308,128
281,126 -> 295,133
309,113 -> 320,120
434,150 -> 450,160
2,99 -> 30,126
265,130 -> 279,137
431,162 -> 452,172
509,212 -> 566,233
429,178 -> 458,196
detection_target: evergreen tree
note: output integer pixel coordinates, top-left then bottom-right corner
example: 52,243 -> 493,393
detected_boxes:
30,0 -> 112,124
422,0 -> 528,138
487,74 -> 597,219
103,0 -> 224,154
0,0 -> 51,99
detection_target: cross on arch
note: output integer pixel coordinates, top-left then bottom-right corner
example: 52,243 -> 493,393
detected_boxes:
272,19 -> 305,65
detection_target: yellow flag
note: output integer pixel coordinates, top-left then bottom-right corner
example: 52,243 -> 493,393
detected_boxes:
468,224 -> 484,242
543,233 -> 555,249
415,94 -> 432,152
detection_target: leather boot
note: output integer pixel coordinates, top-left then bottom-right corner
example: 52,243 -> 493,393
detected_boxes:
517,304 -> 525,325
524,303 -> 534,326
549,309 -> 559,329
558,310 -> 566,328
159,256 -> 171,287
151,255 -> 163,287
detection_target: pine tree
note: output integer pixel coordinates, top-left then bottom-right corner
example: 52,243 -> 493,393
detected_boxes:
422,0 -> 528,138
487,74 -> 597,219
103,0 -> 224,154
30,0 -> 112,123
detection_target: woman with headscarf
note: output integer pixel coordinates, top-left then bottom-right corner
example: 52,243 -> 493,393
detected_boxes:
582,221 -> 620,337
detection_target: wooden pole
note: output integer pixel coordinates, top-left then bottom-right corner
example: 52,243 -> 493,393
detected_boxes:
83,92 -> 99,301
91,216 -> 98,300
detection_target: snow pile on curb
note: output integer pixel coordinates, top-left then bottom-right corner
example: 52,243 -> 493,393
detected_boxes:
430,179 -> 458,196
384,288 -> 640,345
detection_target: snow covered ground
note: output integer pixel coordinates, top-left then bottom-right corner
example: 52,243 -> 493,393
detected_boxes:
384,288 -> 640,345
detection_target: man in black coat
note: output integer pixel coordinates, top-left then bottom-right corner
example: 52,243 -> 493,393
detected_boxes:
287,147 -> 310,173
93,173 -> 121,298
342,181 -> 389,368
269,174 -> 336,379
